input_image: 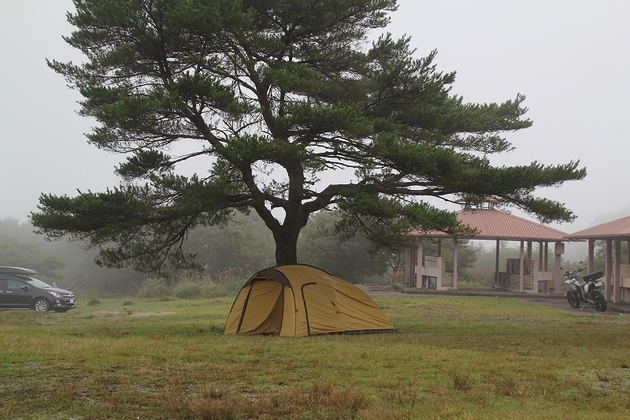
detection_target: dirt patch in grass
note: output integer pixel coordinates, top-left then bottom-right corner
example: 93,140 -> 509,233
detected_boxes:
93,311 -> 171,317
129,311 -> 171,317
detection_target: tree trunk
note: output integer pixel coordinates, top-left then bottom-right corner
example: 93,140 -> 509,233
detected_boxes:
273,225 -> 301,265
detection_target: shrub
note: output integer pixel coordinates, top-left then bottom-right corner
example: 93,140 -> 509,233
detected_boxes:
137,282 -> 173,299
212,268 -> 248,292
137,274 -> 242,300
174,283 -> 203,299
223,281 -> 243,294
201,284 -> 229,299
174,283 -> 229,299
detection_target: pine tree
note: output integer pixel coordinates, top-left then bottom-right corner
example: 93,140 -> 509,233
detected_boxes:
32,0 -> 585,274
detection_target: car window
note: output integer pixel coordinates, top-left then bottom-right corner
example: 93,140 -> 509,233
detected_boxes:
25,278 -> 52,289
7,279 -> 26,290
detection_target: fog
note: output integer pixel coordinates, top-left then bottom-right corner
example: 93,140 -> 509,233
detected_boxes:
2,0 -> 629,237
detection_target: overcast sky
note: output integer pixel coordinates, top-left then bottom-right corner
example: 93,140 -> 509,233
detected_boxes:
1,0 -> 629,233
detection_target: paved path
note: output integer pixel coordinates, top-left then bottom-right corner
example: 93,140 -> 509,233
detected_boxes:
358,284 -> 630,316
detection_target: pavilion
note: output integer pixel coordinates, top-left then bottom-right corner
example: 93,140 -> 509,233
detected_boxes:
405,202 -> 570,294
564,215 -> 630,304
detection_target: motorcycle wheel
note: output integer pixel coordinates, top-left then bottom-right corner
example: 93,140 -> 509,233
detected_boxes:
591,291 -> 607,312
567,290 -> 581,308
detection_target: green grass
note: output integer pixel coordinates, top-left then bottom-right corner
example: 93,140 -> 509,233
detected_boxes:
1,296 -> 630,419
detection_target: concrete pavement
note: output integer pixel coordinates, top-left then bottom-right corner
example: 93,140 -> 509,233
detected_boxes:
359,284 -> 630,316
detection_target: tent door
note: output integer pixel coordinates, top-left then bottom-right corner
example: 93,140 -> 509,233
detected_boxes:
238,280 -> 285,335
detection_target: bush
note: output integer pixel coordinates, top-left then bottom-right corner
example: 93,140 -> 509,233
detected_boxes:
206,268 -> 248,296
223,280 -> 244,294
201,284 -> 229,299
137,273 -> 244,301
174,283 -> 203,299
174,282 -> 230,299
137,282 -> 173,299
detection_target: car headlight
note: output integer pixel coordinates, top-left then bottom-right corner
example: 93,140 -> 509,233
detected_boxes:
49,291 -> 61,298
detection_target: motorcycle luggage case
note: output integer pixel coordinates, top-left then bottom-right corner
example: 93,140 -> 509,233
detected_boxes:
583,270 -> 604,281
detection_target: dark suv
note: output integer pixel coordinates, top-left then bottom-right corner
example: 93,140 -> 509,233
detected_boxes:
0,266 -> 76,312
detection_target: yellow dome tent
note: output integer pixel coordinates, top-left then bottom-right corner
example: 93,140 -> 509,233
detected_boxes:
224,265 -> 396,337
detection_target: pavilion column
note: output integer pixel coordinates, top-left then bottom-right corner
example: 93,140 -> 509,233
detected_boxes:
519,240 -> 525,292
554,242 -> 564,294
494,239 -> 500,286
453,238 -> 459,290
587,239 -> 595,273
544,242 -> 549,271
614,238 -> 621,303
415,238 -> 424,289
405,247 -> 413,286
605,238 -> 613,301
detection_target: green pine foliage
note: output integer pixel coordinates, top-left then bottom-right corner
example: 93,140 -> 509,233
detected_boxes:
32,0 -> 585,275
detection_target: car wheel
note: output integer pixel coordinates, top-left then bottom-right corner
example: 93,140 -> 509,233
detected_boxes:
33,298 -> 50,312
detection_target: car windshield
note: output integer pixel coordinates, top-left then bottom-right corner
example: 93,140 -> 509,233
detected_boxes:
26,277 -> 53,289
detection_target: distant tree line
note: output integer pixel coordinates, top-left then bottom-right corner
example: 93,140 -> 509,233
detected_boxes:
0,218 -> 145,294
8,214 -> 589,293
592,240 -> 629,271
0,212 -> 414,295
183,210 -> 408,284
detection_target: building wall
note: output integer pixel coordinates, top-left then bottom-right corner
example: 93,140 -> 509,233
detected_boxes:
619,264 -> 630,303
495,258 -> 535,291
441,259 -> 454,288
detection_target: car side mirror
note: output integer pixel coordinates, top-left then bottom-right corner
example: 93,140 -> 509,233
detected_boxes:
20,285 -> 29,291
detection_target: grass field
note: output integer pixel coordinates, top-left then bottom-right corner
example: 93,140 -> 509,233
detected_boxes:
1,294 -> 630,419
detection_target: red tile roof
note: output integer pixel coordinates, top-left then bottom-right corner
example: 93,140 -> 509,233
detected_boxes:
410,208 -> 568,241
565,215 -> 630,239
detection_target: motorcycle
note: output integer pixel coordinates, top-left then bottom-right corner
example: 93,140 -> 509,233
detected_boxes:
563,267 -> 607,312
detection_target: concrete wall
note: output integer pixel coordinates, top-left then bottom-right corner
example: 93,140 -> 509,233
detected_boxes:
619,264 -> 630,303
496,258 -> 535,292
